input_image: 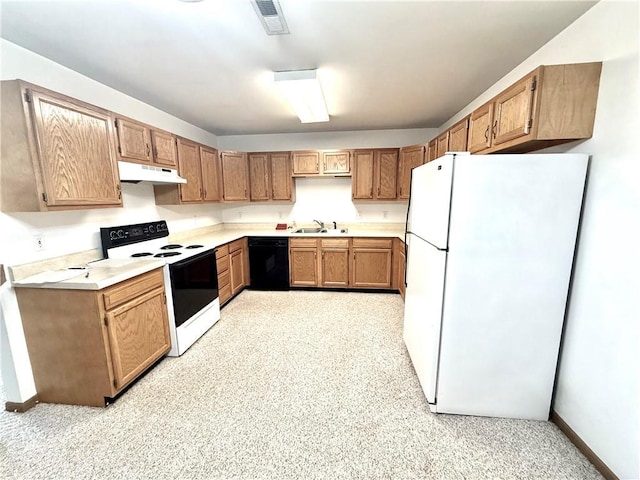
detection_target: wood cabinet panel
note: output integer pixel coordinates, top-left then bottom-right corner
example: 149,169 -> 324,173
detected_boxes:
290,248 -> 318,286
200,146 -> 222,202
351,248 -> 392,288
397,145 -> 424,199
292,151 -> 320,175
427,139 -> 438,162
105,286 -> 170,390
115,117 -> 151,163
219,283 -> 232,305
221,151 -> 249,201
492,72 -> 536,146
270,152 -> 294,201
30,88 -> 121,208
215,244 -> 229,258
230,249 -> 245,295
177,139 -> 203,203
468,102 -> 494,153
151,130 -> 177,167
102,269 -> 163,310
216,255 -> 229,276
248,153 -> 271,201
436,131 -> 449,158
352,238 -> 393,249
448,117 -> 469,152
352,150 -> 375,199
376,149 -> 399,200
229,238 -> 244,253
321,248 -> 349,287
323,151 -> 350,175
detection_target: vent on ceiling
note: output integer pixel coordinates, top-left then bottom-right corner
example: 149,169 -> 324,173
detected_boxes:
252,0 -> 289,35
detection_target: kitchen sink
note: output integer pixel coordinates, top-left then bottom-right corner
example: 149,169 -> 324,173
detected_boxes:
294,227 -> 325,233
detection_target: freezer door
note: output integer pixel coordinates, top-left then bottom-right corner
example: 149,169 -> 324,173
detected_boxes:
406,154 -> 455,249
402,233 -> 447,405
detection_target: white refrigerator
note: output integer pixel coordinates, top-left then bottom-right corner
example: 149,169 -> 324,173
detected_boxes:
403,152 -> 588,420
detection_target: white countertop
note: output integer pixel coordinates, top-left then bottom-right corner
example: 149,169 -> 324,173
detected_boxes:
12,258 -> 166,291
10,224 -> 405,291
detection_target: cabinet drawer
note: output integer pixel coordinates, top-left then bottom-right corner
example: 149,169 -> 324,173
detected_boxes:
290,237 -> 318,248
102,268 -> 164,311
228,238 -> 244,253
218,269 -> 230,288
215,244 -> 229,259
352,238 -> 393,249
321,238 -> 349,248
216,254 -> 229,274
219,283 -> 232,305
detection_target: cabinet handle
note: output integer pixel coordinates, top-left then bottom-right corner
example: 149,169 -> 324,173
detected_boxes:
146,144 -> 150,157
117,184 -> 121,199
316,160 -> 319,171
484,125 -> 489,141
323,160 -> 327,171
377,187 -> 381,197
203,189 -> 207,198
200,187 -> 203,198
492,121 -> 498,139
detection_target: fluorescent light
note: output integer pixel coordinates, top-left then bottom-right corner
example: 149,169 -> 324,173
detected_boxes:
274,70 -> 329,123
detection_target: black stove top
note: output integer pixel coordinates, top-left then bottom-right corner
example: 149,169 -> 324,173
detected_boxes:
186,245 -> 204,249
131,252 -> 154,258
160,244 -> 183,250
155,251 -> 182,258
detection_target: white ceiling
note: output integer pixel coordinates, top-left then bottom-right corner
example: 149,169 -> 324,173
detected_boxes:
0,0 -> 597,136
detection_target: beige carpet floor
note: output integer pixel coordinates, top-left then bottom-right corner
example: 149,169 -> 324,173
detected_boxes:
1,290 -> 602,479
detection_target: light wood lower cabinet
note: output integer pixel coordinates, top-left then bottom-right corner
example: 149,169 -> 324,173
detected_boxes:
290,238 -> 319,286
14,268 -> 170,407
216,238 -> 248,306
393,238 -> 406,300
320,239 -> 349,287
351,238 -> 393,288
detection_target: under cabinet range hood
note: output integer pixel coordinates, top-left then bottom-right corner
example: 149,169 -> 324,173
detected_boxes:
118,161 -> 187,184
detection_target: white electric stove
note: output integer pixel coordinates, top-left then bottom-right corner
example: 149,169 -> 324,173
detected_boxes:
100,220 -> 220,356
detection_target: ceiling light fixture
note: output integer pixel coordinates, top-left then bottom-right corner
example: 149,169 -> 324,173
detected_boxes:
252,0 -> 289,35
274,69 -> 329,124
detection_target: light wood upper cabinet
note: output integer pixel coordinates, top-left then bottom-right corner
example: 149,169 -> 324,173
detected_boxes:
115,117 -> 151,163
468,101 -> 494,153
427,139 -> 438,162
292,151 -> 320,175
221,151 -> 250,202
322,150 -> 351,175
470,62 -> 602,153
248,153 -> 271,201
270,152 -> 294,201
352,149 -> 399,201
397,144 -> 425,200
448,117 -> 469,152
436,131 -> 449,158
200,146 -> 222,202
1,81 -> 122,212
177,138 -> 203,203
151,129 -> 178,167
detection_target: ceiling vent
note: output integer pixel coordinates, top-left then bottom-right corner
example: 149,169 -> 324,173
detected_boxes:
252,0 -> 289,35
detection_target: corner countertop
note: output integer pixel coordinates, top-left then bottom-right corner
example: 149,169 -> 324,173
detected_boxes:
9,223 -> 405,291
11,258 -> 166,291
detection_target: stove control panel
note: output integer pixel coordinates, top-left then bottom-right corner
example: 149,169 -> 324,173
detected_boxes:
100,221 -> 169,257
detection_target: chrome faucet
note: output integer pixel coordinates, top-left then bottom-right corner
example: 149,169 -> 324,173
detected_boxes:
313,219 -> 324,228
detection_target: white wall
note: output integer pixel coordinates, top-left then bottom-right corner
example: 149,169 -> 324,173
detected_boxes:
439,2 -> 639,478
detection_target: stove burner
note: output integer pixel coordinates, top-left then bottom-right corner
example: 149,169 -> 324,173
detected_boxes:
131,252 -> 153,257
160,244 -> 183,250
185,245 -> 204,249
154,251 -> 181,258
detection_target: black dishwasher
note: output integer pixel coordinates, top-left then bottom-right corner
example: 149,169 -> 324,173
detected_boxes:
248,237 -> 290,290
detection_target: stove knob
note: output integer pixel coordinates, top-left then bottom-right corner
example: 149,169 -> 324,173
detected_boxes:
117,229 -> 124,239
149,225 -> 155,233
110,231 -> 118,240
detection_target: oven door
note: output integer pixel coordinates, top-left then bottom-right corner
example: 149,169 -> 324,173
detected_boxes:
169,249 -> 218,329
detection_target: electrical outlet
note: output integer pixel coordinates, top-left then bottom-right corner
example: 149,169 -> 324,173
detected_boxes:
383,211 -> 388,219
33,234 -> 45,252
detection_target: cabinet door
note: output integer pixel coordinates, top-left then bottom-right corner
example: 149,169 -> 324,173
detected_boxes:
448,118 -> 469,152
351,248 -> 392,288
221,151 -> 249,201
436,131 -> 449,158
321,248 -> 349,287
177,138 -> 203,203
290,248 -> 318,286
248,153 -> 271,201
492,72 -> 536,146
270,152 -> 293,201
105,286 -> 170,391
397,145 -> 425,200
375,149 -> 399,200
29,90 -> 121,207
323,151 -> 350,174
292,151 -> 320,175
427,140 -> 438,162
151,130 -> 177,167
230,249 -> 244,295
468,102 -> 494,153
115,118 -> 151,163
352,150 -> 375,200
200,146 -> 222,202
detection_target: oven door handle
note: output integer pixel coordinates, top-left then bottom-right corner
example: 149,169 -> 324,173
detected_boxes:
169,249 -> 215,269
